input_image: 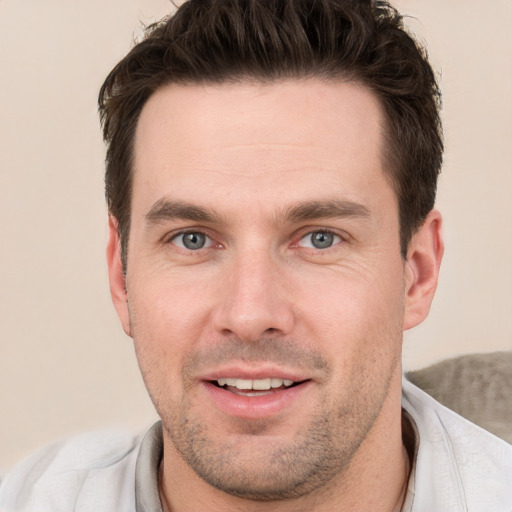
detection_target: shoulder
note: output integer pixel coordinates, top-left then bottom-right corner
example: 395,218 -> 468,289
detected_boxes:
0,428 -> 144,512
402,378 -> 512,512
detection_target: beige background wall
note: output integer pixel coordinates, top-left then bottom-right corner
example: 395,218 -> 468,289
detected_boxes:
1,0 -> 511,473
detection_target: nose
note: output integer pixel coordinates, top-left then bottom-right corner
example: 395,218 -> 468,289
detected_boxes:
211,250 -> 295,342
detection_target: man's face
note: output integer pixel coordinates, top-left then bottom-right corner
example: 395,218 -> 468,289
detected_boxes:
112,80 -> 413,499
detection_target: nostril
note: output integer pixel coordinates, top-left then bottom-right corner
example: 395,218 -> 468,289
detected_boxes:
211,298 -> 295,341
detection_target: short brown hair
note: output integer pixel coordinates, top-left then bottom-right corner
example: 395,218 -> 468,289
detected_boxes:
99,0 -> 443,269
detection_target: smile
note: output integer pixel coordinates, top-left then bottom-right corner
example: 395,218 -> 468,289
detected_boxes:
204,376 -> 310,417
215,377 -> 296,394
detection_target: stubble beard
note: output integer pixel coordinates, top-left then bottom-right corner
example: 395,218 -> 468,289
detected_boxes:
150,339 -> 396,502
161,400 -> 380,501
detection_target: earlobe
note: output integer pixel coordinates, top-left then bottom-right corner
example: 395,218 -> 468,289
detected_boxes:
403,210 -> 444,331
106,216 -> 132,337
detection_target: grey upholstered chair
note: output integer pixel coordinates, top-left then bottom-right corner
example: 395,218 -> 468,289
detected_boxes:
406,351 -> 512,443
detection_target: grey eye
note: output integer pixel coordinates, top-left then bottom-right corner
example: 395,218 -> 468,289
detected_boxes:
311,231 -> 334,249
173,232 -> 210,250
298,230 -> 340,249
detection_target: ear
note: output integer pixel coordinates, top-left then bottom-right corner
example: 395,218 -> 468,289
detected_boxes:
106,216 -> 132,337
403,210 -> 444,331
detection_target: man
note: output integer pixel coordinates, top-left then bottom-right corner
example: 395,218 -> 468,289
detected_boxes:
1,1 -> 510,511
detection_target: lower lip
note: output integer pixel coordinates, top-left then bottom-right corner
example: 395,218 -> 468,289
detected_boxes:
201,381 -> 311,419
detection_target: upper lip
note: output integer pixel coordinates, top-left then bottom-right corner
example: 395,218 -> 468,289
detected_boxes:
199,364 -> 310,383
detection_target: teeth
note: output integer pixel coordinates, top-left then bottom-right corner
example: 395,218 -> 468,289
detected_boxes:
217,378 -> 295,390
270,378 -> 283,388
235,379 -> 252,390
253,378 -> 271,390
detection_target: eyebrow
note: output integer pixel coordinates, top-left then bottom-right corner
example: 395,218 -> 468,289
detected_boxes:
145,199 -> 224,226
144,197 -> 371,228
280,199 -> 371,224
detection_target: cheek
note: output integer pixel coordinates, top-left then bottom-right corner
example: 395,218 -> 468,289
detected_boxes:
129,266 -> 215,334
297,263 -> 405,359
304,274 -> 404,416
126,274 -> 214,391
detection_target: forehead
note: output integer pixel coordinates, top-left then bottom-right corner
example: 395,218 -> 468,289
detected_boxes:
132,79 -> 393,218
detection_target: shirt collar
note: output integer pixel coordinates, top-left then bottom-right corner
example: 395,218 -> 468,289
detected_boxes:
135,421 -> 164,512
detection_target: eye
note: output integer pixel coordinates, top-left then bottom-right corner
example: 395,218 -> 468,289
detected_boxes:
298,230 -> 342,250
171,231 -> 213,251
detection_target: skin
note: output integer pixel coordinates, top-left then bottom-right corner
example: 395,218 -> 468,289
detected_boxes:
107,79 -> 443,512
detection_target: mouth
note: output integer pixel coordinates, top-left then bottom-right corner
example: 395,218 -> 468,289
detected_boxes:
200,368 -> 313,418
210,377 -> 306,397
